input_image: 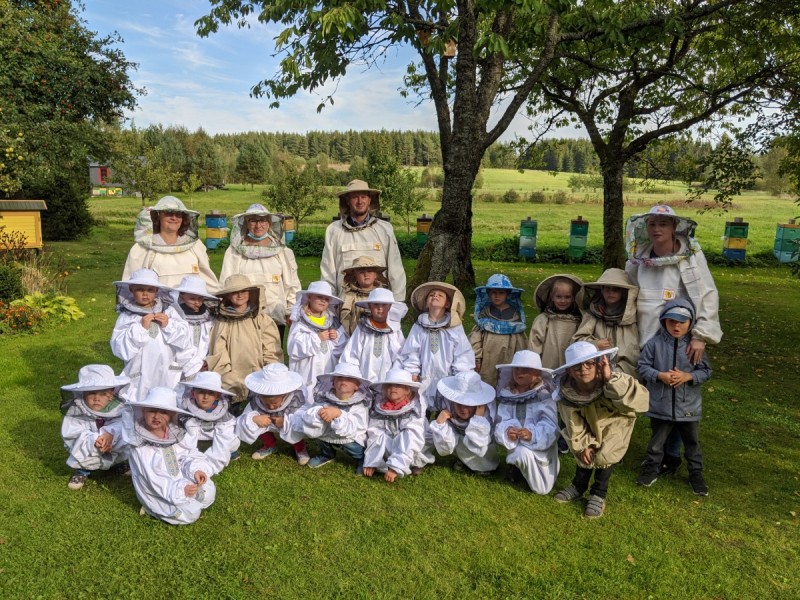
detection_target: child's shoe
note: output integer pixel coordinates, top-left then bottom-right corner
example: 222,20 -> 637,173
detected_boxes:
636,469 -> 659,487
230,451 -> 241,461
355,461 -> 364,476
452,460 -> 467,473
557,436 -> 570,454
68,471 -> 89,490
308,455 -> 335,469
689,471 -> 709,496
505,465 -> 524,484
410,466 -> 425,476
584,494 -> 605,519
295,447 -> 311,466
251,446 -> 278,460
659,454 -> 682,476
111,461 -> 131,476
554,484 -> 583,503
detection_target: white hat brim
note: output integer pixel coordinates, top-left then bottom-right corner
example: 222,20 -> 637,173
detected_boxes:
244,370 -> 304,396
556,347 -> 618,374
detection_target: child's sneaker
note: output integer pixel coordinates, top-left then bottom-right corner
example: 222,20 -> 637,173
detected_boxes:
355,461 -> 364,476
295,447 -> 310,466
251,446 -> 277,460
505,465 -> 523,484
452,460 -> 467,473
636,469 -> 659,487
554,484 -> 583,503
557,436 -> 570,454
659,455 -> 682,476
68,472 -> 88,490
584,494 -> 606,519
410,466 -> 425,476
111,461 -> 131,476
308,455 -> 335,468
229,451 -> 241,461
689,471 -> 709,496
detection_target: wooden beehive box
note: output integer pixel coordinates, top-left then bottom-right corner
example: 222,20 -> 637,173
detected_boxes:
0,200 -> 47,250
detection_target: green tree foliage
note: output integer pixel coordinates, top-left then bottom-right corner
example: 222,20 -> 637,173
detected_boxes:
0,0 -> 140,239
235,142 -> 269,189
262,160 -> 328,231
529,0 -> 800,268
192,138 -> 225,191
110,128 -> 179,206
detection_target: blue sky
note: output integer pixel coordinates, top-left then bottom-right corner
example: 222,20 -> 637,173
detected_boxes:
81,0 -> 545,140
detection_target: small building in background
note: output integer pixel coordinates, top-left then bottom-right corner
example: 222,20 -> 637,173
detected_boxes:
0,200 -> 47,250
88,162 -> 124,197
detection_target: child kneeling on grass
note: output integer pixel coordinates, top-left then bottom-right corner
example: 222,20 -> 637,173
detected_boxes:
362,368 -> 426,482
494,350 -> 559,494
61,364 -> 131,490
104,387 -> 215,525
179,371 -> 240,475
636,299 -> 712,496
236,363 -> 311,465
553,342 -> 649,519
430,370 -> 499,475
291,363 -> 371,474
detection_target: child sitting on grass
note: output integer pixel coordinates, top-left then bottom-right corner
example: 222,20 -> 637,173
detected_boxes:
339,256 -> 390,335
170,276 -> 218,379
469,274 -> 528,387
572,268 -> 640,377
287,281 -> 349,397
111,268 -> 191,402
636,300 -> 712,496
179,371 -> 240,475
205,274 -> 283,407
553,342 -> 649,519
430,370 -> 499,475
291,363 -> 371,474
362,368 -> 426,482
236,363 -> 311,465
339,287 -> 407,381
494,350 -> 559,494
61,364 -> 131,490
394,281 -> 475,413
108,387 -> 215,525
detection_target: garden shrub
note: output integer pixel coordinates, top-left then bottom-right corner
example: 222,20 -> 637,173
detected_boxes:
0,301 -> 46,334
552,190 -> 569,204
529,191 -> 546,204
502,189 -> 521,203
11,293 -> 85,322
0,264 -> 24,302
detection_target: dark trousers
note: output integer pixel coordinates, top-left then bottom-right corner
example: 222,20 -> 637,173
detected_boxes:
318,440 -> 365,463
643,418 -> 703,473
572,465 -> 615,499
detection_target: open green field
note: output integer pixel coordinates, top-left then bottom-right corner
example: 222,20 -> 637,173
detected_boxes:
1,181 -> 799,597
88,172 -> 798,256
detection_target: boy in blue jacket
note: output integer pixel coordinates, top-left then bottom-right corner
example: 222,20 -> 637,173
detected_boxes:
636,299 -> 712,495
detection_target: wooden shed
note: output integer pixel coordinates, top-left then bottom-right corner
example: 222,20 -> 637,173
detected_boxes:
0,200 -> 47,250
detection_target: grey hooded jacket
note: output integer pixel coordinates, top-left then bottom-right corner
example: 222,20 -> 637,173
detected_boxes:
637,298 -> 712,421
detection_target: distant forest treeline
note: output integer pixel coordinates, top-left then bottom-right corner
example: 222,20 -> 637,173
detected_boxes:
136,125 -> 712,175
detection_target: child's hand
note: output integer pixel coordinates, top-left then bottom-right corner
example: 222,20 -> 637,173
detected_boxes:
194,471 -> 208,485
411,374 -> 420,382
253,414 -> 272,428
687,339 -> 706,365
362,466 -> 374,478
95,432 -> 113,453
141,314 -> 155,328
598,355 -> 613,382
328,329 -> 338,340
507,427 -> 519,441
475,360 -> 482,372
518,428 -> 532,442
318,406 -> 342,423
184,483 -> 198,497
318,330 -> 333,341
657,372 -> 672,386
579,447 -> 595,466
272,415 -> 284,428
666,369 -> 693,388
436,410 -> 451,424
475,405 -> 486,418
200,361 -> 208,372
384,468 -> 398,483
153,313 -> 169,327
596,338 -> 611,350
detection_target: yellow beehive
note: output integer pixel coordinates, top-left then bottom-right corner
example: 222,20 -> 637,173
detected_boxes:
0,200 -> 47,250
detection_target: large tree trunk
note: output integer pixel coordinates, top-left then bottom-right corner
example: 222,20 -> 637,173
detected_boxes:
408,136 -> 481,298
601,158 -> 627,270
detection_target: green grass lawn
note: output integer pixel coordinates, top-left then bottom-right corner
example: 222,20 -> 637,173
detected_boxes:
1,212 -> 799,597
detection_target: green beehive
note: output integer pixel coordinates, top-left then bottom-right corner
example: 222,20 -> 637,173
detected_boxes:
416,214 -> 433,246
722,217 -> 748,260
774,219 -> 800,263
568,216 -> 589,259
519,217 -> 538,258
